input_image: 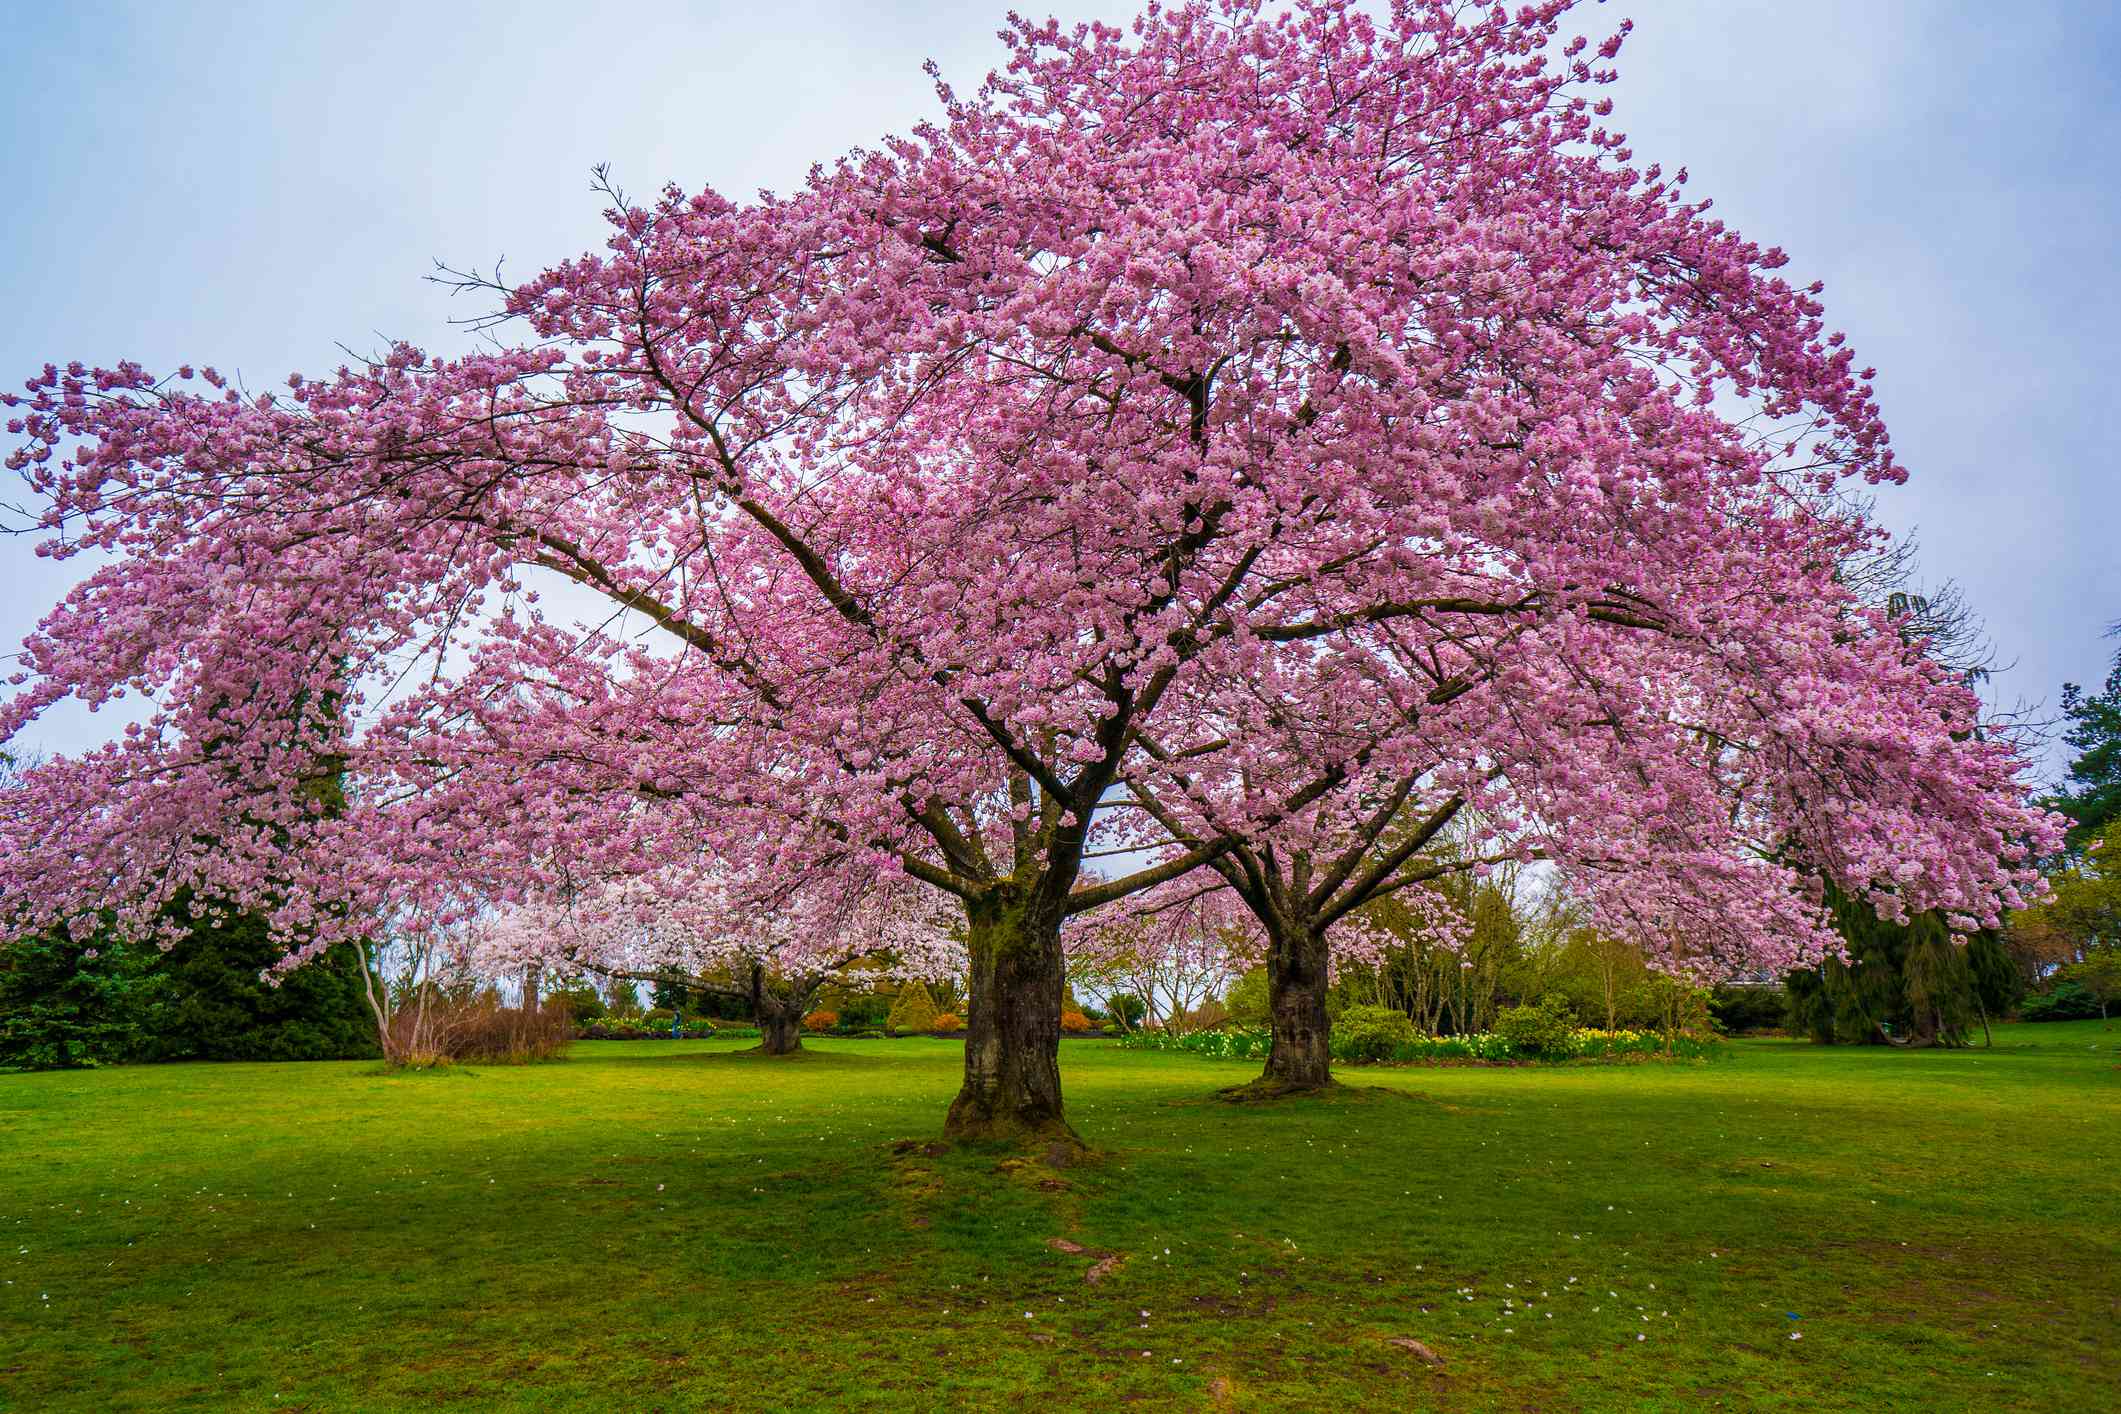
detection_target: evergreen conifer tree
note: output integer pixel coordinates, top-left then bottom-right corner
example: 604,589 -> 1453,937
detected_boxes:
0,924 -> 155,1069
145,891 -> 376,1061
1786,884 -> 1990,1047
886,982 -> 939,1035
2051,646 -> 2121,851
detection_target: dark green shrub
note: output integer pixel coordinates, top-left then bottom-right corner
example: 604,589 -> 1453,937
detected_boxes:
1331,1004 -> 1419,1061
2021,982 -> 2103,1022
837,992 -> 891,1028
1493,994 -> 1576,1057
1708,985 -> 1786,1035
555,984 -> 607,1025
143,899 -> 375,1062
0,926 -> 154,1069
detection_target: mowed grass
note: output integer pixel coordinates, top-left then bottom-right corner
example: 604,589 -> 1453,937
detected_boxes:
2,1023 -> 2116,1412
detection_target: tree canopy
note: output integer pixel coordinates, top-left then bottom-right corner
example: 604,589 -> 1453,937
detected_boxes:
0,0 -> 2057,1132
2050,644 -> 2121,851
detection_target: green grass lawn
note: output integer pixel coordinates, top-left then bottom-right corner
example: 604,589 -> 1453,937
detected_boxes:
2,1022 -> 2116,1411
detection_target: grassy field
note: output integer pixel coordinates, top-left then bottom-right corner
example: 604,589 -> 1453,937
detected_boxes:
2,1022 -> 2115,1412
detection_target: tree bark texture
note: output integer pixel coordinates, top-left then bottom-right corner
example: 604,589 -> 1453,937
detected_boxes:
1261,915 -> 1334,1091
945,892 -> 1076,1144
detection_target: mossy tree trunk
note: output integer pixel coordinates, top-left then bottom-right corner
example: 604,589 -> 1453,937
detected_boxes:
748,966 -> 812,1056
944,890 -> 1075,1145
1261,913 -> 1334,1091
755,1004 -> 804,1055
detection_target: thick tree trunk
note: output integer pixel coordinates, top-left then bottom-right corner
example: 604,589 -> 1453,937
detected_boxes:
755,1013 -> 801,1055
522,965 -> 540,1015
746,966 -> 806,1056
1258,917 -> 1334,1092
945,893 -> 1075,1146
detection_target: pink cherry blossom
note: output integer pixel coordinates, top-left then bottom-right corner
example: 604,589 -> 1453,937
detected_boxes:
0,0 -> 2059,1139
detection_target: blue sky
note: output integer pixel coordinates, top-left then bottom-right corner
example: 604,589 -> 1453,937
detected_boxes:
3,1 -> 2116,774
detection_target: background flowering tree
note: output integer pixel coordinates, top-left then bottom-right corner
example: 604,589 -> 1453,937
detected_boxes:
1065,882 -> 1260,1033
467,866 -> 962,1055
0,0 -> 2057,1145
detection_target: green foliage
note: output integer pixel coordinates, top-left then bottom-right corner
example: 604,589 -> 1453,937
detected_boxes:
574,1016 -> 724,1040
1964,930 -> 2024,1020
1123,1021 -> 1717,1064
4,889 -> 378,1069
843,991 -> 893,1028
1329,1004 -> 1419,1061
601,976 -> 643,1019
815,974 -> 894,1029
1222,966 -> 1269,1028
2011,821 -> 2121,983
1787,885 -> 1989,1047
1348,870 -> 1527,1035
1104,992 -> 1147,1029
2049,648 -> 2121,849
885,982 -> 939,1036
1492,994 -> 1577,1057
1707,985 -> 1786,1035
2021,979 -> 2105,1022
0,925 -> 154,1069
2062,951 -> 2121,1017
143,902 -> 375,1062
553,983 -> 607,1025
660,970 -> 755,1021
649,972 -> 734,1015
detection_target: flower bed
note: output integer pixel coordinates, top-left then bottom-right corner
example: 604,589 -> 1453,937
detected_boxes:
573,1023 -> 757,1041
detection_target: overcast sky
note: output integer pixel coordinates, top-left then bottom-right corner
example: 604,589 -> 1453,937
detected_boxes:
2,1 -> 2115,776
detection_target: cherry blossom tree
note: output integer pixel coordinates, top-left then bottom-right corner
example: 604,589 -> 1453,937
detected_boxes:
1066,882 -> 1258,1033
466,866 -> 961,1055
0,0 -> 2058,1147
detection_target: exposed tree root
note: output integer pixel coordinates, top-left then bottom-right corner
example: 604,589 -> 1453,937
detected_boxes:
1214,1075 -> 1345,1104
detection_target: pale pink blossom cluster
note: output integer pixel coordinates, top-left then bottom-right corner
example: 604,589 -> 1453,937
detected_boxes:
460,863 -> 963,992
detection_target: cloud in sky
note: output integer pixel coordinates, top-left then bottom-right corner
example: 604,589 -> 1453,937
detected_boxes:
2,0 -> 2114,772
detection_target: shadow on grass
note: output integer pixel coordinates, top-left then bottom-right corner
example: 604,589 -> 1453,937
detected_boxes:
1158,1079 -> 1457,1112
585,1045 -> 891,1069
355,1062 -> 481,1080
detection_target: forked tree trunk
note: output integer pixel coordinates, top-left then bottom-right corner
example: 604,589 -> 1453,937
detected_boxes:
945,893 -> 1075,1145
1260,917 -> 1334,1092
747,967 -> 807,1056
